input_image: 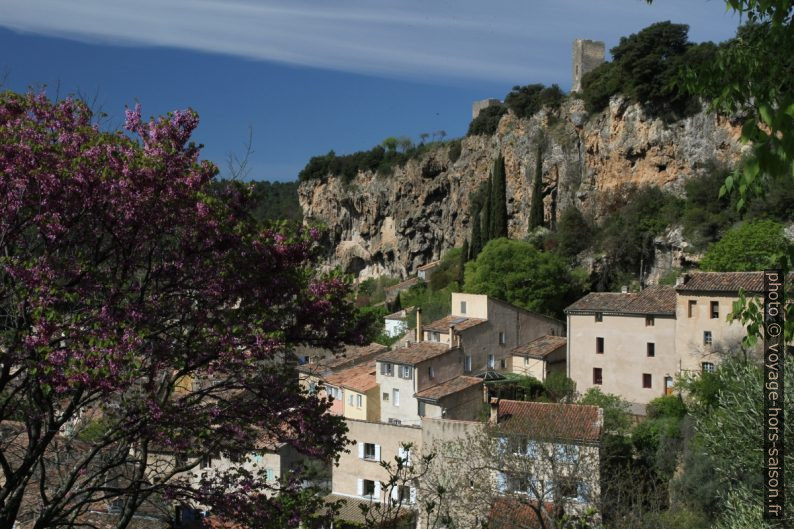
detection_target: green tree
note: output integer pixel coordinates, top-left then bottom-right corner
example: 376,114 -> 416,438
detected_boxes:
470,202 -> 483,260
528,143 -> 545,230
699,219 -> 790,271
555,207 -> 592,260
482,175 -> 493,244
467,104 -> 507,136
458,239 -> 469,286
489,155 -> 508,239
463,238 -> 586,318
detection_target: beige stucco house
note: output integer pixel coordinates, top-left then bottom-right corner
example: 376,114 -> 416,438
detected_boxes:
324,361 -> 381,422
510,335 -> 567,381
332,419 -> 422,505
566,285 -> 678,406
566,272 -> 783,407
422,293 -> 564,375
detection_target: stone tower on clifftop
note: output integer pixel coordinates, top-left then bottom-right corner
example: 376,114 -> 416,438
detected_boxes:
572,39 -> 605,92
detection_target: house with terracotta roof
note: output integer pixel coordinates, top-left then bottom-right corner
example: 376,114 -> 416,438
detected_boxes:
384,306 -> 414,338
420,399 -> 602,528
324,361 -> 380,422
376,341 -> 482,425
565,285 -> 678,406
566,272 -> 788,407
416,260 -> 441,281
510,335 -> 567,381
422,293 -> 564,375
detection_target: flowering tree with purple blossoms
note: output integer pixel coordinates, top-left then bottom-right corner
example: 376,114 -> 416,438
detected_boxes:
0,91 -> 374,529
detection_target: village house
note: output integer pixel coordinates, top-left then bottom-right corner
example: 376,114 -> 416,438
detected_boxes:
509,335 -> 567,381
383,306 -> 414,338
324,361 -> 381,422
422,293 -> 565,375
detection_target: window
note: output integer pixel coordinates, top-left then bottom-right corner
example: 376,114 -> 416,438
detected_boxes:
704,331 -> 712,345
356,394 -> 363,408
499,331 -> 506,345
200,455 -> 212,469
418,401 -> 426,417
596,337 -> 604,354
388,418 -> 402,425
363,443 -> 377,460
647,343 -> 655,357
464,355 -> 472,373
399,365 -> 412,379
557,477 -> 578,499
645,316 -> 654,326
382,392 -> 389,402
710,301 -> 719,319
428,366 -> 435,380
265,468 -> 275,482
523,356 -> 529,366
487,354 -> 495,369
460,301 -> 467,314
393,388 -> 400,406
175,453 -> 188,468
664,375 -> 674,395
593,368 -> 602,385
643,373 -> 652,388
432,332 -> 441,342
397,485 -> 411,503
702,362 -> 716,373
362,479 -> 376,497
380,362 -> 393,376
595,312 -> 603,322
688,300 -> 696,318
500,358 -> 507,369
348,393 -> 354,406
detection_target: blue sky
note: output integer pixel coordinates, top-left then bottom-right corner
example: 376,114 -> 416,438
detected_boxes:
1,1 -> 741,182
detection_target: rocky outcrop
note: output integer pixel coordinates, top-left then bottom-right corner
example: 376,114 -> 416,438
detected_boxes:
299,98 -> 746,279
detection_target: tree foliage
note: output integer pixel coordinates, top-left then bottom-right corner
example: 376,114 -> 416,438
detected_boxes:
699,219 -> 790,271
467,105 -> 507,137
504,84 -> 566,119
210,179 -> 301,224
464,238 -> 587,318
0,92 -> 373,529
580,21 -> 716,119
489,155 -> 508,239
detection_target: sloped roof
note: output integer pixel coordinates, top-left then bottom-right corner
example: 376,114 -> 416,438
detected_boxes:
496,399 -> 602,444
385,306 -> 415,320
417,260 -> 441,271
565,285 -> 675,315
511,335 -> 567,359
488,497 -> 553,529
423,315 -> 487,333
297,343 -> 387,375
384,277 -> 419,293
415,375 -> 483,402
324,361 -> 377,393
377,342 -> 456,366
676,271 -> 794,294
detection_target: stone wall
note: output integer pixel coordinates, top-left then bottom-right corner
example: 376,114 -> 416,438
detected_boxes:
572,39 -> 605,92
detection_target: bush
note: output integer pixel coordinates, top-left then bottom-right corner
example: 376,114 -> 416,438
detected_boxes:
555,207 -> 592,260
504,84 -> 565,119
467,104 -> 507,136
699,219 -> 789,271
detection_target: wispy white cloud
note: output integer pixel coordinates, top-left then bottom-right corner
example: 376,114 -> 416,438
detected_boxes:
0,0 -> 740,84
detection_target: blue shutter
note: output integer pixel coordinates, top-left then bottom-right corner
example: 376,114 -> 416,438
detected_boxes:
495,471 -> 508,493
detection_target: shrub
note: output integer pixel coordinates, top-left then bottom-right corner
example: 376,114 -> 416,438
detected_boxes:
467,104 -> 507,136
448,139 -> 462,162
699,219 -> 790,271
555,207 -> 592,259
504,84 -> 565,119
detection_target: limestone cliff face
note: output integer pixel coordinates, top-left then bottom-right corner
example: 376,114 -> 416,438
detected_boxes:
299,98 -> 746,279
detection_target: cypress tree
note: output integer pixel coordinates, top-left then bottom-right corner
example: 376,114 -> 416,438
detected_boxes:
470,203 -> 483,259
490,155 -> 508,238
458,239 -> 469,287
529,143 -> 545,230
482,175 -> 492,244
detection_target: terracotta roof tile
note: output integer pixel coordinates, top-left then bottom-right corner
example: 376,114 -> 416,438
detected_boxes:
565,285 -> 675,315
377,342 -> 456,366
496,399 -> 602,444
415,376 -> 483,402
324,361 -> 377,393
511,336 -> 567,359
384,277 -> 419,293
298,343 -> 387,375
676,272 -> 794,294
423,315 -> 487,333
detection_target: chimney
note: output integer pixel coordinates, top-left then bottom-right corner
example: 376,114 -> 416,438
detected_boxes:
448,324 -> 456,349
489,397 -> 500,425
415,308 -> 423,342
621,285 -> 628,294
675,275 -> 685,287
